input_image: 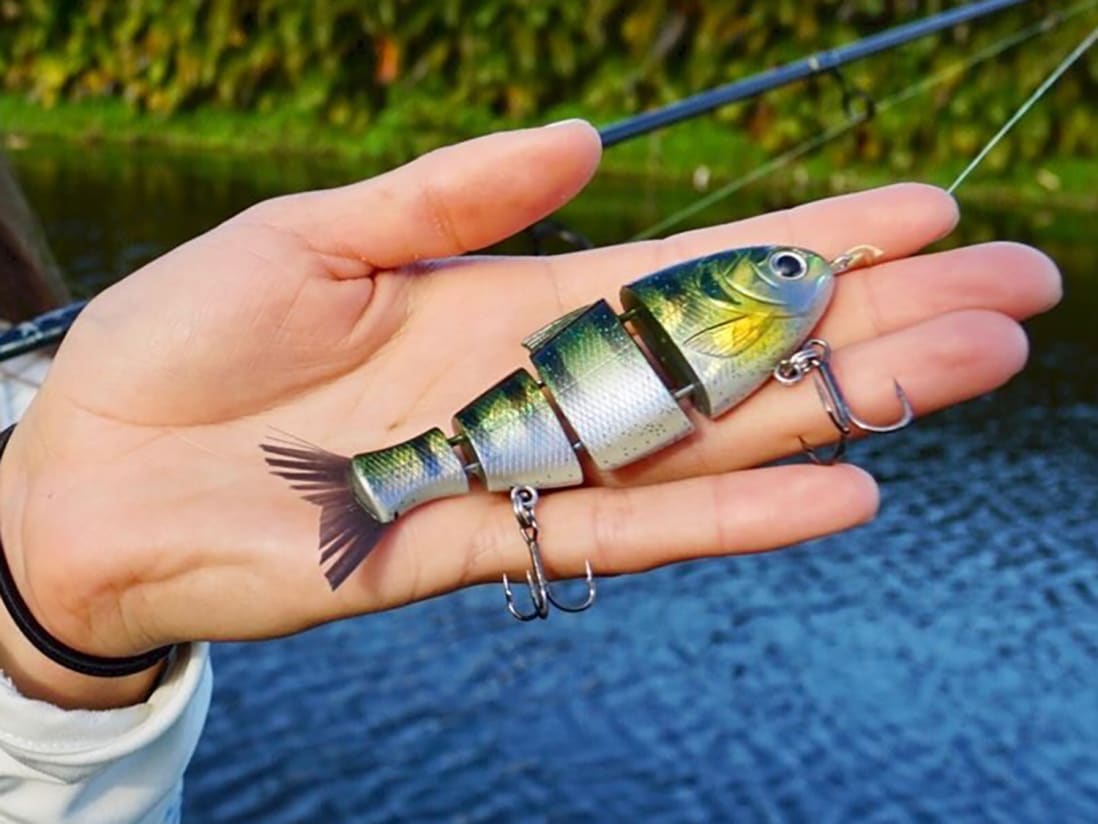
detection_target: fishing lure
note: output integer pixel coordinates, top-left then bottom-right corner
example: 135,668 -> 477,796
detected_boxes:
263,244 -> 911,612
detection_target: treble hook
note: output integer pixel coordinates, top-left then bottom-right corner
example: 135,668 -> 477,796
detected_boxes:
774,339 -> 914,465
502,486 -> 596,621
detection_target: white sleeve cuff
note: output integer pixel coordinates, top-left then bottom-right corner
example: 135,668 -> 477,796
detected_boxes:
0,641 -> 212,824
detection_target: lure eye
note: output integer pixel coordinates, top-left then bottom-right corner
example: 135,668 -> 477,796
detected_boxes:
769,250 -> 808,280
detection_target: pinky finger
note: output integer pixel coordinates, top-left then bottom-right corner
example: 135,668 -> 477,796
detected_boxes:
459,463 -> 881,583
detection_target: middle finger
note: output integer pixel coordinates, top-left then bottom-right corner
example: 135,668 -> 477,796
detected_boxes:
815,241 -> 1060,349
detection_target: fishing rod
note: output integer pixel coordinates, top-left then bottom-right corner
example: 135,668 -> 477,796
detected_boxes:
0,301 -> 85,361
629,0 -> 1098,240
529,0 -> 1036,251
599,0 -> 1028,147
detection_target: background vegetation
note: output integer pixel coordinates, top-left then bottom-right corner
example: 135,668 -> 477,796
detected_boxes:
0,1 -> 1095,176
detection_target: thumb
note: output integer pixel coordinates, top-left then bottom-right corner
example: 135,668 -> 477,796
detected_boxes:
250,120 -> 602,271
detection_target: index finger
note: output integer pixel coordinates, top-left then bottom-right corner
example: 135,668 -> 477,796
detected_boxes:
551,183 -> 959,307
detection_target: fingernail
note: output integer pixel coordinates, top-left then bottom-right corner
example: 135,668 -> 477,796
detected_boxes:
545,118 -> 589,129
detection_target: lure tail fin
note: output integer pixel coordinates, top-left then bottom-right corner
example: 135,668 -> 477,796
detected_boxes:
261,433 -> 390,590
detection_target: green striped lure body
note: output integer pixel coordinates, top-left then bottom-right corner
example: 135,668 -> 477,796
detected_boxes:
263,245 -> 835,588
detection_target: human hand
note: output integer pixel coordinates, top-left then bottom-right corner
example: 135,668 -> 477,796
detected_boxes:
0,121 -> 1060,706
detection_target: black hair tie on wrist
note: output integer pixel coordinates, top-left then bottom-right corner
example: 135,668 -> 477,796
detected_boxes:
0,424 -> 174,677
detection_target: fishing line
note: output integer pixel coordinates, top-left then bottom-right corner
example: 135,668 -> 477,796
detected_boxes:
631,0 -> 1098,241
948,23 -> 1098,193
630,119 -> 865,241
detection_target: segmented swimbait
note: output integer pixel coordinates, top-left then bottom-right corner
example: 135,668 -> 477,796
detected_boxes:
263,245 -> 835,588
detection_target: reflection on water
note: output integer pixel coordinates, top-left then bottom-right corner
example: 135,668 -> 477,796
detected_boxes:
9,140 -> 1098,823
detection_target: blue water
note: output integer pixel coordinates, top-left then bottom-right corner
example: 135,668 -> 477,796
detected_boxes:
10,141 -> 1098,822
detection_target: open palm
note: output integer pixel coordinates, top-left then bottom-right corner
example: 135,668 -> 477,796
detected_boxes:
0,122 -> 1060,663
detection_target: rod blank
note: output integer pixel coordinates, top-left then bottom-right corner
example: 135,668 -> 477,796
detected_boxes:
598,0 -> 1028,147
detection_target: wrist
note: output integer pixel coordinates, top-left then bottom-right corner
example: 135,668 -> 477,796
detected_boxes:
0,598 -> 167,709
0,424 -> 166,709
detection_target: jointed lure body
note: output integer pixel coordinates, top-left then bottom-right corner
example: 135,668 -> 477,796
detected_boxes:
263,245 -> 867,594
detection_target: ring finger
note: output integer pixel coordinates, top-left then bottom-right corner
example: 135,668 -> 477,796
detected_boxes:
611,308 -> 1029,485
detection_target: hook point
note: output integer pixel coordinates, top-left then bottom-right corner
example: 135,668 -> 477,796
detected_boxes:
848,378 -> 915,434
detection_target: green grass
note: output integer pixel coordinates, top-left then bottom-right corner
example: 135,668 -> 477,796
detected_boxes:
0,93 -> 418,160
3,92 -> 1096,213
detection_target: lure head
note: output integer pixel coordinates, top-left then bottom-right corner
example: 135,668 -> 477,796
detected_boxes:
620,245 -> 835,416
710,245 -> 834,319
